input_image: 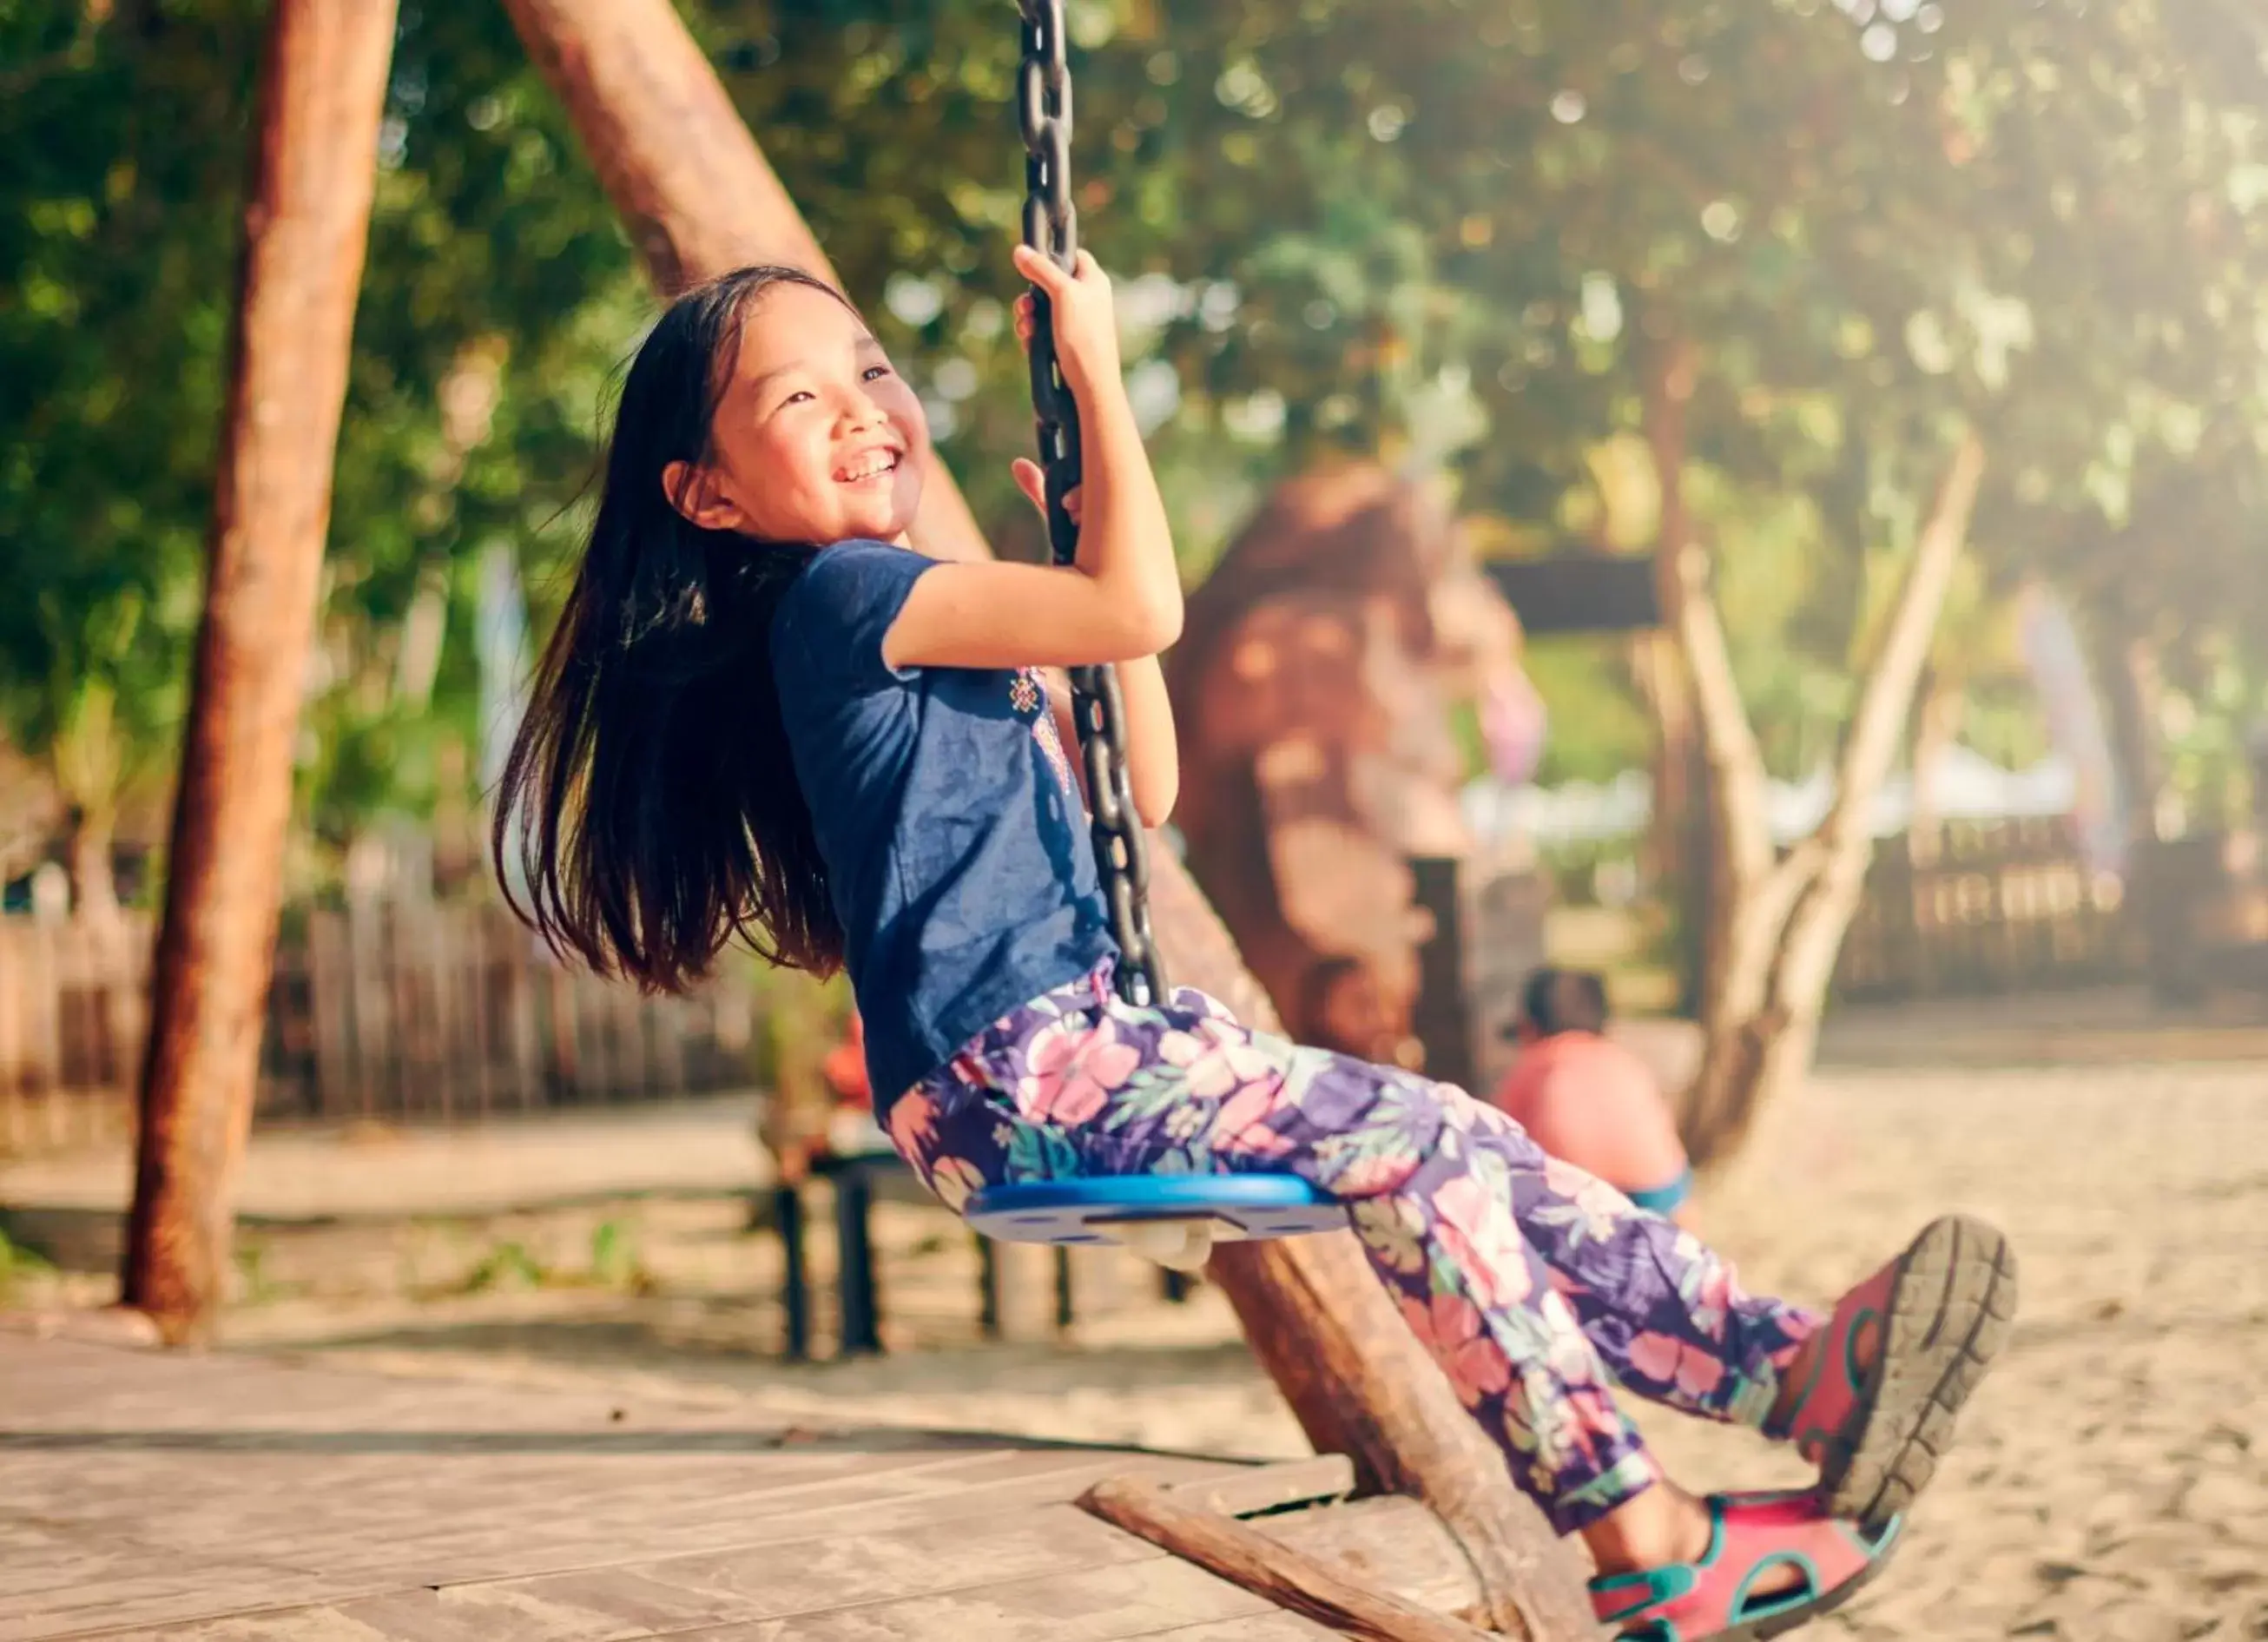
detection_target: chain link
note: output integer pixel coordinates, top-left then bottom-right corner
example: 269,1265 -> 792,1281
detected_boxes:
1017,0 -> 1167,1007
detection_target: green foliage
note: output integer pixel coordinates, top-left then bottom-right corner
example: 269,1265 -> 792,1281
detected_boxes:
454,1237 -> 549,1295
588,1217 -> 649,1292
0,1222 -> 56,1303
7,0 -> 2267,879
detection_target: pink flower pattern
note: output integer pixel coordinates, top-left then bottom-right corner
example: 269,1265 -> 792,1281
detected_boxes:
882,957 -> 1819,1538
1400,1290 -> 1514,1408
1016,1016 -> 1141,1126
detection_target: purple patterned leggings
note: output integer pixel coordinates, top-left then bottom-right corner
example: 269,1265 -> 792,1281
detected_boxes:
884,962 -> 1819,1533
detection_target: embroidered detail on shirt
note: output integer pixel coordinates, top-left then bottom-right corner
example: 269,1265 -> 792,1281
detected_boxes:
1025,674 -> 1081,802
1009,669 -> 1042,715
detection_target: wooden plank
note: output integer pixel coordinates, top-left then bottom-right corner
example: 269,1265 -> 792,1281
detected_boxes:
1078,1476 -> 1492,1642
114,1503 -> 1167,1642
0,1336 -> 1269,1639
8,1434 -> 1229,1590
1162,1456 -> 1355,1520
1142,1619 -> 1339,1642
0,1447 -> 1236,1631
0,1541 -> 338,1642
663,1558 -> 1280,1642
82,1563 -> 1310,1642
1258,1497 -> 1498,1626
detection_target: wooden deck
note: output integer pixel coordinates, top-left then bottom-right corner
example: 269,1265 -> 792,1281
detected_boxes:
0,1330 -> 1350,1641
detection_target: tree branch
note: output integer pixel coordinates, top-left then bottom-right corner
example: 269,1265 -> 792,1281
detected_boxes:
1671,544 -> 1778,889
1813,432 -> 1988,862
1644,338 -> 1774,891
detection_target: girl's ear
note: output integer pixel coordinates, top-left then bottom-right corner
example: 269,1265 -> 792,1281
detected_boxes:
663,459 -> 746,532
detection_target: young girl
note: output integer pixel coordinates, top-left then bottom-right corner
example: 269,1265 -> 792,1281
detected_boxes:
497,251 -> 2017,1640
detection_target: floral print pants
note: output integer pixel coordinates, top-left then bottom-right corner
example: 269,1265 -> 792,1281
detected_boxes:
885,961 -> 1820,1534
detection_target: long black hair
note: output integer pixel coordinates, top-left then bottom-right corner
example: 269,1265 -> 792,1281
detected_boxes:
493,266 -> 852,992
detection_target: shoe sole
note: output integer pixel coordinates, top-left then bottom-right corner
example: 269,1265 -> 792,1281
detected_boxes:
1823,1213 -> 2019,1530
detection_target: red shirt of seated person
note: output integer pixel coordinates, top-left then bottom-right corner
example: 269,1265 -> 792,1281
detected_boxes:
1488,967 -> 1694,1224
814,1012 -> 899,1162
822,1012 -> 873,1109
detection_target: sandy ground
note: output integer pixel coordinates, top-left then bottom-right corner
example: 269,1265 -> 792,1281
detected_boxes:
4,1012 -> 2265,1639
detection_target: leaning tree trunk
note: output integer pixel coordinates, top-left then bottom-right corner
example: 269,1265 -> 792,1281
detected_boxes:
498,2 -> 1592,1631
119,0 -> 398,1342
1647,334 -> 1986,1167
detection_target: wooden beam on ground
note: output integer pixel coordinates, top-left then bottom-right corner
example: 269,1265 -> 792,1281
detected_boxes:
498,4 -> 1593,1633
1080,1475 -> 1499,1642
118,0 -> 399,1345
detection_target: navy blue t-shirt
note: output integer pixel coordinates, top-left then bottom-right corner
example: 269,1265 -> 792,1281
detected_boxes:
771,539 -> 1115,1111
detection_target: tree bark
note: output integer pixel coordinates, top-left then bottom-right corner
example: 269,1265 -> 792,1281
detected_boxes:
1905,664 -> 1966,861
1671,427 -> 1988,1166
501,3 -> 1592,1632
119,0 -> 398,1343
64,802 -> 121,925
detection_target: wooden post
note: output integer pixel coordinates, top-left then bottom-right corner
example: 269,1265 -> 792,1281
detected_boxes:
1406,856 -> 1477,1094
118,0 -> 399,1343
498,3 -> 1592,1632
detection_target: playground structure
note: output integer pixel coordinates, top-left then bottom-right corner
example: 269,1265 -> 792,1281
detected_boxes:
1167,464 -> 1540,1074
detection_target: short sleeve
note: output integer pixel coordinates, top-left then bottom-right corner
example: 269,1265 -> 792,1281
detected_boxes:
772,540 -> 938,690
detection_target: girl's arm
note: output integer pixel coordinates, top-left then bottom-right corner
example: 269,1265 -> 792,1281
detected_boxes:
887,247 -> 1181,824
1044,651 -> 1177,828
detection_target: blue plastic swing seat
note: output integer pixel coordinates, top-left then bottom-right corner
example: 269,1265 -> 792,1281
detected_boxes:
965,1175 -> 1347,1269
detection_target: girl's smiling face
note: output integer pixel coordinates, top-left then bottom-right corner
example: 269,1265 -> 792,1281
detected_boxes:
665,280 -> 929,546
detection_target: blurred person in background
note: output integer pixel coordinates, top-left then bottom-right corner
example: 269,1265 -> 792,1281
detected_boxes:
1491,966 -> 1694,1225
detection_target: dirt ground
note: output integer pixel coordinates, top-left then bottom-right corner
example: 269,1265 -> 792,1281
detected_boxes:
4,1000 -> 2265,1640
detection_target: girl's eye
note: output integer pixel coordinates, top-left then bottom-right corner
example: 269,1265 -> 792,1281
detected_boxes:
862,365 -> 893,382
781,389 -> 815,407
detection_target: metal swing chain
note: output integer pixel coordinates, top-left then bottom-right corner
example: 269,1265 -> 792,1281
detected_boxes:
1017,0 -> 1167,1007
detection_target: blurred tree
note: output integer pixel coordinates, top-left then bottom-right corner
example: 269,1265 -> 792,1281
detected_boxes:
1,0 -> 647,900
0,0 -> 260,909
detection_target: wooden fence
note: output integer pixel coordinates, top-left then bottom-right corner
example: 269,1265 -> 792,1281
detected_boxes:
0,903 -> 760,1154
0,821 -> 2166,1151
1835,817 -> 2146,1001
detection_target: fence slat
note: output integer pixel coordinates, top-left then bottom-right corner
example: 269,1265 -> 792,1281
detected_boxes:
1834,821 -> 2141,1003
0,901 -> 761,1155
